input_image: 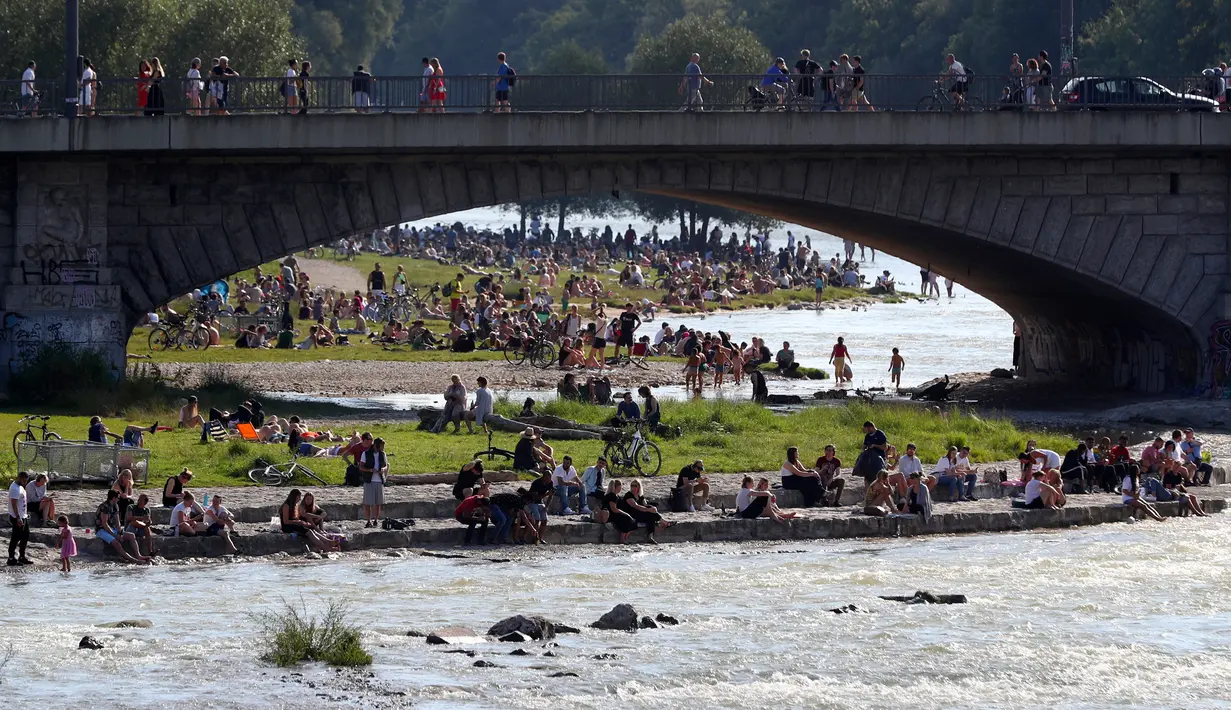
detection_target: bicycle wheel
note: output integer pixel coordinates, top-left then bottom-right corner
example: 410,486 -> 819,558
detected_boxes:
248,465 -> 288,486
503,343 -> 527,366
166,326 -> 187,350
604,441 -> 632,472
12,430 -> 34,459
916,95 -> 943,112
148,327 -> 170,351
189,326 -> 211,350
633,441 -> 662,477
632,356 -> 651,371
530,342 -> 557,370
473,448 -> 514,464
388,303 -> 409,323
963,95 -> 985,112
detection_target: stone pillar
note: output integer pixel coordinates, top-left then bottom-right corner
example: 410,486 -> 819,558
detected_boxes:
0,161 -> 124,389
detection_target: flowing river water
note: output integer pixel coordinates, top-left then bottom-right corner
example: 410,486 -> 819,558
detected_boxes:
7,517 -> 1231,708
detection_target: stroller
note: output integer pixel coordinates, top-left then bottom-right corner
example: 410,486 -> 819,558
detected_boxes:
744,85 -> 771,112
999,78 -> 1026,109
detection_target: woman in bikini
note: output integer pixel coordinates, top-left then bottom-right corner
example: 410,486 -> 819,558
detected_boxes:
862,469 -> 896,517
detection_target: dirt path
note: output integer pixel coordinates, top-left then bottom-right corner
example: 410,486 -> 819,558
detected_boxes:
299,258 -> 366,293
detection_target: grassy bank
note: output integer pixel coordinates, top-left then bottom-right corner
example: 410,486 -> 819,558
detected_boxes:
126,331 -> 509,363
0,400 -> 1071,490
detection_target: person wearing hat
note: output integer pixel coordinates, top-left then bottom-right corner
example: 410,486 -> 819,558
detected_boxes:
674,460 -> 713,512
513,429 -> 541,472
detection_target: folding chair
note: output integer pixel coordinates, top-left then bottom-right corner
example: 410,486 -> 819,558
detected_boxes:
236,422 -> 261,442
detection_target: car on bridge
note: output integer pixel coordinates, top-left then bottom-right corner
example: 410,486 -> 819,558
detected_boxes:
1059,76 -> 1219,112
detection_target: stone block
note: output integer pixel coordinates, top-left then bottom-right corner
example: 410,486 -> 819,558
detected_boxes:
1128,174 -> 1170,194
183,206 -> 221,226
894,161 -> 929,218
195,225 -> 238,278
138,206 -> 184,226
1112,158 -> 1160,173
873,160 -> 907,215
756,162 -> 783,197
1158,195 -> 1198,214
489,162 -> 517,207
1106,195 -> 1157,214
1098,216 -> 1141,285
1142,242 -> 1188,306
1088,175 -> 1128,194
1072,196 -> 1105,215
417,163 -> 448,215
1018,159 -> 1065,176
827,162 -> 855,206
342,181 -> 378,232
125,184 -> 170,206
849,160 -> 880,209
987,196 -> 1023,244
1001,176 -> 1042,195
1055,215 -> 1094,264
514,162 -> 542,203
1177,215 -> 1226,236
639,161 -> 665,190
109,206 -> 139,226
1076,215 -> 1122,276
313,183 -> 353,238
220,205 -> 261,270
780,161 -> 807,199
270,204 -> 307,252
972,157 -> 1018,176
1043,175 -> 1086,196
1142,215 -> 1178,235
1198,194 -> 1228,214
1078,159 -> 1114,174
1204,255 -> 1229,275
368,163 -> 403,224
708,162 -> 734,191
1163,258 -> 1203,313
244,204 -> 285,262
919,179 -> 952,226
1032,196 -> 1071,258
943,177 -> 978,232
685,162 -> 710,191
540,162 -> 567,199
1160,158 -> 1201,173
1120,234 -> 1166,295
965,178 -> 1001,236
565,163 -> 591,195
1178,174 -> 1228,193
1010,196 -> 1051,253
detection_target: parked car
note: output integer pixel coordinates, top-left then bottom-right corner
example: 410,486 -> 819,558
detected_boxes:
1060,76 -> 1218,111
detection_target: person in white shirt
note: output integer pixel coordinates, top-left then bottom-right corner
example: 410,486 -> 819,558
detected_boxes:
360,438 -> 389,527
283,58 -> 300,113
1019,448 -> 1062,487
419,57 -> 434,112
171,491 -> 207,536
186,58 -> 203,115
1120,467 -> 1164,521
934,446 -> 978,501
944,54 -> 968,109
1022,470 -> 1064,509
8,471 -> 30,565
889,443 -> 924,498
552,456 -> 583,515
204,494 -> 238,554
79,59 -> 97,116
20,61 -> 37,116
465,376 -> 494,434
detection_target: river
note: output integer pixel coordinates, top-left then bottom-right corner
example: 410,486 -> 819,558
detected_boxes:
8,516 -> 1231,708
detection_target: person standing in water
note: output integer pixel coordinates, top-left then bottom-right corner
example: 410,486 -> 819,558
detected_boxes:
889,348 -> 905,390
830,337 -> 852,386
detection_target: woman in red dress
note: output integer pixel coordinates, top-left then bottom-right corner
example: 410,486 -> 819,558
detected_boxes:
428,57 -> 446,113
136,59 -> 152,116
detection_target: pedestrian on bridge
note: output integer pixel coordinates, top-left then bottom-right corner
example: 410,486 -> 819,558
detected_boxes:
679,53 -> 712,111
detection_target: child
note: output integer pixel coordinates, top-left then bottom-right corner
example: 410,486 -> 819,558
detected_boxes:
713,343 -> 729,387
684,351 -> 703,391
731,346 -> 745,386
889,348 -> 905,390
56,515 -> 76,572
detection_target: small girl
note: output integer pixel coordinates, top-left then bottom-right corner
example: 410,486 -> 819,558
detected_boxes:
684,351 -> 703,391
56,515 -> 76,572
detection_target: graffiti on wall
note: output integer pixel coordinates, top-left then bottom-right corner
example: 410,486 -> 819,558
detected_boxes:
1207,319 -> 1231,398
16,186 -> 105,285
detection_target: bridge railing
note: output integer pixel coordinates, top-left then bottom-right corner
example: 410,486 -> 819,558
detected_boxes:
0,74 -> 1220,115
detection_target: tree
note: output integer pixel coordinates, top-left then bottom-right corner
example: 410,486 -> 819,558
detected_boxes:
0,0 -> 301,80
628,13 -> 771,74
291,0 -> 403,75
532,40 -> 610,74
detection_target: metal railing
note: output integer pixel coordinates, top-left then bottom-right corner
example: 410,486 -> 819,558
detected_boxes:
16,439 -> 150,483
0,74 -> 1222,116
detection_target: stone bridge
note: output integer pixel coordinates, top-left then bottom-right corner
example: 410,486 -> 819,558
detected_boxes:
1,111 -> 1229,393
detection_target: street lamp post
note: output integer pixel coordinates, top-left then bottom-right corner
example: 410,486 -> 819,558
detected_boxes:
64,0 -> 79,118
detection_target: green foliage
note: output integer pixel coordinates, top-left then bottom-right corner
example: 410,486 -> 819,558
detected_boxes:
628,13 -> 771,74
0,0 -> 302,79
257,601 -> 372,668
291,0 -> 402,75
532,40 -> 611,74
8,344 -> 117,407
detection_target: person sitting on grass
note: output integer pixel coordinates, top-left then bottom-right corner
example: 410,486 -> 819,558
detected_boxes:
96,490 -> 149,564
735,476 -> 796,522
89,416 -> 159,448
862,469 -> 897,517
615,391 -> 641,424
1120,465 -> 1164,521
161,468 -> 194,507
204,493 -> 239,555
179,396 -> 204,429
1022,469 -> 1066,509
125,493 -> 155,558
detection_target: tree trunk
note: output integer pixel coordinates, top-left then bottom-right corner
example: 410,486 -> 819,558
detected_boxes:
557,197 -> 566,238
677,207 -> 687,240
688,207 -> 696,243
699,214 -> 711,253
519,203 -> 527,239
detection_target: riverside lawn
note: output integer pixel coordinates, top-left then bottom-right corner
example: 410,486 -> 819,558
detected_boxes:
0,401 -> 1071,490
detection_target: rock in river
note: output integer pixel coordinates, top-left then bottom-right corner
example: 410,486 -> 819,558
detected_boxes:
879,590 -> 967,605
488,614 -> 557,641
590,604 -> 640,632
78,636 -> 105,650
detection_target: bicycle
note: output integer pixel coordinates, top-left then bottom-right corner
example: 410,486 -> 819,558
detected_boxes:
607,349 -> 651,371
148,320 -> 211,351
503,336 -> 557,369
247,453 -> 327,487
603,420 -> 662,477
13,415 -> 61,458
472,430 -> 516,464
917,80 -> 984,112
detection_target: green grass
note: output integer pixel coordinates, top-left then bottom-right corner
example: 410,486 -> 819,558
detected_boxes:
256,601 -> 372,668
127,331 -> 509,363
0,400 -> 1070,490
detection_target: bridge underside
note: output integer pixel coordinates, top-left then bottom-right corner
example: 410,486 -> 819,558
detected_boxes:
0,148 -> 1224,394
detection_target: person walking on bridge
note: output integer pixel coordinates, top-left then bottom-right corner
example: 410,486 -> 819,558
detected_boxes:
679,53 -> 712,111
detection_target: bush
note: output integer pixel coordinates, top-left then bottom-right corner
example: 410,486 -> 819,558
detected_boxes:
256,601 -> 372,668
8,344 -> 117,407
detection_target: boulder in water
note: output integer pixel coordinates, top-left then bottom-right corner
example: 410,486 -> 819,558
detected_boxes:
549,671 -> 580,677
497,631 -> 528,643
879,590 -> 967,605
989,368 -> 1014,379
509,648 -> 532,656
639,616 -> 659,629
552,624 -> 581,634
828,604 -> 867,614
472,660 -> 499,668
590,604 -> 640,632
654,613 -> 679,625
488,614 -> 557,641
98,619 -> 153,629
78,636 -> 105,650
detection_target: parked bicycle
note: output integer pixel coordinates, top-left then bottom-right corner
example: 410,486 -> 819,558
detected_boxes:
603,419 -> 662,476
472,430 -> 516,464
13,415 -> 61,458
607,349 -> 651,371
503,336 -> 557,369
247,453 -> 327,486
148,320 -> 211,351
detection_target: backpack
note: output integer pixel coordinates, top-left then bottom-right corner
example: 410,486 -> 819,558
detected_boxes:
963,66 -> 974,82
506,66 -> 517,87
442,282 -> 453,297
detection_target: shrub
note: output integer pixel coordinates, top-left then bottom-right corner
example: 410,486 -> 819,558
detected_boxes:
255,600 -> 372,668
8,343 -> 116,406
